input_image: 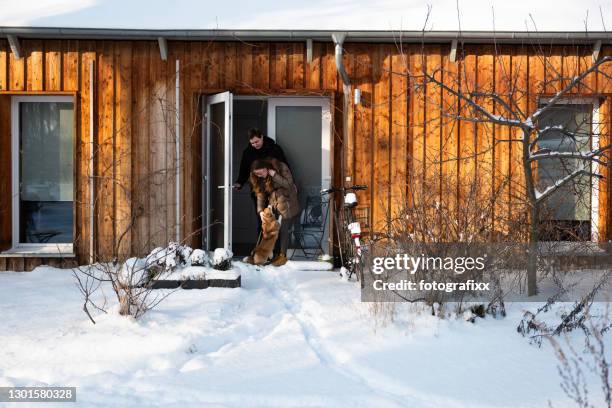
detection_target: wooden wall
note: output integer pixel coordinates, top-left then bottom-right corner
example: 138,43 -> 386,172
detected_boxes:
0,38 -> 611,271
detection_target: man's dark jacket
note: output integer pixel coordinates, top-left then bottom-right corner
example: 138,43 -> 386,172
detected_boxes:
235,136 -> 288,186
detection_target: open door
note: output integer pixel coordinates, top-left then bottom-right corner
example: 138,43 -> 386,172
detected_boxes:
267,97 -> 332,253
203,92 -> 233,251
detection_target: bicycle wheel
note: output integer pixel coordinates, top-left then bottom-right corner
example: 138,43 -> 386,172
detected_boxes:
341,207 -> 360,282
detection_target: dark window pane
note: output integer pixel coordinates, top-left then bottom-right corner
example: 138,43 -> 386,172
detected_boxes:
20,201 -> 73,243
19,101 -> 74,244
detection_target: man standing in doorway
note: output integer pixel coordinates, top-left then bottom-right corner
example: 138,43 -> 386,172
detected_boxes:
233,128 -> 289,233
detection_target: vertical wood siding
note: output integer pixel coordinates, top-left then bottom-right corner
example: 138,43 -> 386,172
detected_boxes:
0,39 -> 611,271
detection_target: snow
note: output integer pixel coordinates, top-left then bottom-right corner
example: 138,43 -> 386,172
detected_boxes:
118,257 -> 148,286
212,248 -> 233,266
0,263 -> 610,407
189,248 -> 209,266
285,260 -> 333,271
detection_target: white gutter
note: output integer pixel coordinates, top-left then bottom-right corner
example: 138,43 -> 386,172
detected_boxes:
1,27 -> 611,44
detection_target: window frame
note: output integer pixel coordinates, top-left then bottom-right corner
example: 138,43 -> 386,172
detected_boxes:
9,95 -> 76,255
537,97 -> 601,242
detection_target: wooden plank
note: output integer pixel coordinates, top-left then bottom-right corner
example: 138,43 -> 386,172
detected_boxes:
352,44 -> 373,229
44,39 -> 62,91
8,258 -> 25,272
25,258 -> 42,271
528,48 -> 546,113
185,41 -> 204,248
510,47 -> 529,226
321,43 -> 337,90
458,47 -> 477,210
493,48 -> 512,233
306,41 -> 322,90
25,40 -> 44,91
131,41 -> 151,254
96,41 -> 115,259
62,40 -> 79,91
410,46 -> 426,212
476,46 -> 495,229
9,41 -> 24,91
0,40 -> 7,90
115,41 -> 132,258
149,40 -> 168,248
0,95 -> 11,251
598,99 -> 610,241
251,42 -> 270,89
271,43 -> 288,89
597,45 -> 612,94
544,45 -> 563,95
440,45 -> 459,225
343,43 -> 356,184
0,257 -> 6,271
223,42 -> 237,89
237,42 -> 253,87
188,42 -> 203,92
78,41 -> 96,263
424,45 -> 442,214
579,46 -> 596,93
372,45 -> 391,233
204,42 -> 222,89
562,44 -> 580,93
390,47 -> 408,219
288,42 -> 305,89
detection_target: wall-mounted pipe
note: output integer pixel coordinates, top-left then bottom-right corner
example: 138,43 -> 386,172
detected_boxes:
332,32 -> 351,189
332,32 -> 350,86
89,59 -> 95,263
175,59 -> 181,242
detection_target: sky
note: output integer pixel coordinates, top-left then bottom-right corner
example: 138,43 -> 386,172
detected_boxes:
0,0 -> 610,31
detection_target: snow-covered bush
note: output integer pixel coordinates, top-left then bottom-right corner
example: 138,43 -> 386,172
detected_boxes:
189,249 -> 209,267
212,248 -> 233,271
145,242 -> 195,273
118,257 -> 148,287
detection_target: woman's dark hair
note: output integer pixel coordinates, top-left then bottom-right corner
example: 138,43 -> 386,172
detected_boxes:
251,159 -> 275,171
250,158 -> 280,195
248,128 -> 263,140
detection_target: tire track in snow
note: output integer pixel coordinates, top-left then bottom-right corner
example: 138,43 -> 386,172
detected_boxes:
252,266 -> 431,408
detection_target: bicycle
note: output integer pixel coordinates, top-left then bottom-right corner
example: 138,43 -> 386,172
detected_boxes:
320,184 -> 368,286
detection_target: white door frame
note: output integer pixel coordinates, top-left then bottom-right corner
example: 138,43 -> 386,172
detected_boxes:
203,92 -> 233,251
267,97 -> 332,191
10,95 -> 74,254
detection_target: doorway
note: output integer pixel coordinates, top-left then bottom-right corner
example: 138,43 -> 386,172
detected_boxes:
203,94 -> 331,255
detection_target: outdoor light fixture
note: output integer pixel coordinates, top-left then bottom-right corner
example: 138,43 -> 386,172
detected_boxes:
354,88 -> 361,105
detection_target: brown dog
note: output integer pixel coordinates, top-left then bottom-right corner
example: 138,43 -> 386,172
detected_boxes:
251,207 -> 280,265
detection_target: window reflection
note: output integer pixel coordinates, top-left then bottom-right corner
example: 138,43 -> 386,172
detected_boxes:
19,101 -> 74,244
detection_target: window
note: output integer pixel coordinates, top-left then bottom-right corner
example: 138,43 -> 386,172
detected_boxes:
536,101 -> 596,241
10,96 -> 74,254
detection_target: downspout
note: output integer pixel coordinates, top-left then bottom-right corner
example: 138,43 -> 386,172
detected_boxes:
332,32 -> 350,87
331,32 -> 351,188
175,59 -> 181,243
89,59 -> 95,264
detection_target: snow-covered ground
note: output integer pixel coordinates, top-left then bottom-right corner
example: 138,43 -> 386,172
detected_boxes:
0,262 -> 608,407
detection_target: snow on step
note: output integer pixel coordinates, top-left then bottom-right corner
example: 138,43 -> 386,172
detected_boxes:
285,260 -> 333,271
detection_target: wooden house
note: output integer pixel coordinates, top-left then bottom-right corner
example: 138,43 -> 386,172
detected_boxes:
0,28 -> 610,271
